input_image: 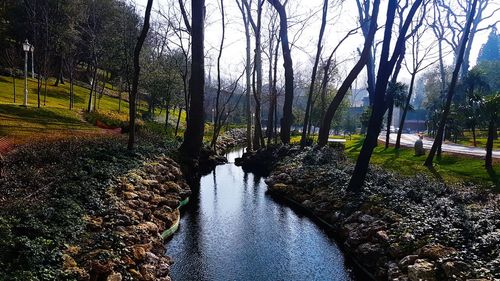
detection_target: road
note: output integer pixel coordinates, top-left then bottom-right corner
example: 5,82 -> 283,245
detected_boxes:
379,133 -> 500,159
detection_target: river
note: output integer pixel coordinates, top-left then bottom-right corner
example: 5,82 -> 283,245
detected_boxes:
165,148 -> 355,280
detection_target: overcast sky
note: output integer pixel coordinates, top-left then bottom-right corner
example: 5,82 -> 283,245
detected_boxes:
132,0 -> 498,87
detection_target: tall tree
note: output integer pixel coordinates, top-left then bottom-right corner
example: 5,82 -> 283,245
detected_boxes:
356,0 -> 377,105
317,0 -> 380,147
268,0 -> 294,144
128,0 -> 153,150
180,0 -> 206,158
243,0 -> 265,149
395,18 -> 436,150
236,0 -> 253,151
484,94 -> 500,170
300,0 -> 328,148
424,0 -> 478,166
348,0 -> 424,191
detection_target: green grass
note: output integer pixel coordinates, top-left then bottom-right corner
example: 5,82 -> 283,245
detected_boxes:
291,133 -> 499,187
0,75 -> 129,112
344,134 -> 499,188
0,75 -> 132,142
456,130 -> 500,150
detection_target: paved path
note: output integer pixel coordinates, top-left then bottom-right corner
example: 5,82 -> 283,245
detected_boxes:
379,133 -> 500,159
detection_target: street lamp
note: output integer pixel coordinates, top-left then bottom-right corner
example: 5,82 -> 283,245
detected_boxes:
211,108 -> 215,124
22,39 -> 31,107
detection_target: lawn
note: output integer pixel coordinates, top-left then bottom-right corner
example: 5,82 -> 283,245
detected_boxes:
0,75 -> 131,144
0,75 -> 129,112
455,130 -> 500,150
344,134 -> 499,188
290,133 -> 499,188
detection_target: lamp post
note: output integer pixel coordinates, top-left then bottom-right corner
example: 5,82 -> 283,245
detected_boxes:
22,39 -> 31,107
30,45 -> 35,79
211,108 -> 215,124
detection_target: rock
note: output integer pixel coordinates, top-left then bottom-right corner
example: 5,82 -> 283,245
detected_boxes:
408,259 -> 436,281
419,244 -> 457,260
106,272 -> 122,281
375,230 -> 390,243
389,243 -> 405,259
122,183 -> 135,191
271,183 -> 288,191
132,245 -> 146,261
387,261 -> 402,280
129,269 -> 143,280
399,255 -> 419,270
359,214 -> 375,223
137,222 -> 159,234
140,264 -> 156,280
414,136 -> 425,156
356,242 -> 384,268
123,192 -> 138,199
86,216 -> 103,231
442,261 -> 469,280
62,254 -> 77,269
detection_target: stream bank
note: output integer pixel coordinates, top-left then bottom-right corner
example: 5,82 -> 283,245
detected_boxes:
0,136 -> 190,280
238,145 -> 499,281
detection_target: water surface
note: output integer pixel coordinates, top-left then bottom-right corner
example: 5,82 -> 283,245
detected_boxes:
166,148 -> 353,281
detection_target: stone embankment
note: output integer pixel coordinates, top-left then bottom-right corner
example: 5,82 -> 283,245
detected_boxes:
216,128 -> 247,154
243,145 -> 499,281
67,156 -> 191,281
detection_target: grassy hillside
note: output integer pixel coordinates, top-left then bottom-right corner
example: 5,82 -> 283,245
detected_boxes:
0,75 -> 130,144
0,75 -> 129,112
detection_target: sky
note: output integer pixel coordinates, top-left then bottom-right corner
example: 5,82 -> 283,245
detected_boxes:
132,0 -> 499,88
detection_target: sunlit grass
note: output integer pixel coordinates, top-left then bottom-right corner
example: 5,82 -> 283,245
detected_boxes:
344,134 -> 499,188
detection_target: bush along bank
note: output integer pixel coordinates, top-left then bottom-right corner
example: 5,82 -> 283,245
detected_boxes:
262,146 -> 499,281
0,136 -> 190,280
215,128 -> 247,154
197,129 -> 249,175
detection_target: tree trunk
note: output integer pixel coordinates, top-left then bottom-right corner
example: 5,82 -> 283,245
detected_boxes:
266,37 -> 279,146
348,0 -> 423,192
385,49 -> 406,148
12,73 -> 16,103
54,55 -> 65,86
395,73 -> 416,149
211,0 -> 226,151
485,118 -> 495,170
269,0 -> 294,144
356,0 -> 376,105
165,96 -> 171,128
87,61 -> 98,112
128,0 -> 153,150
300,0 -> 328,148
472,126 -> 477,147
175,107 -> 182,137
424,0 -> 478,167
317,0 -> 380,147
385,101 -> 394,149
238,0 -> 253,151
180,0 -> 205,158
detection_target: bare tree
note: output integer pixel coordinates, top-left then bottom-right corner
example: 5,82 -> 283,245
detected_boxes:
180,0 -> 206,158
210,0 -> 226,151
236,0 -> 253,151
243,0 -> 266,149
128,0 -> 154,150
356,0 -> 377,104
424,0 -> 478,167
348,0 -> 425,192
395,18 -> 437,150
299,0 -> 328,148
317,0 -> 380,147
268,0 -> 294,144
